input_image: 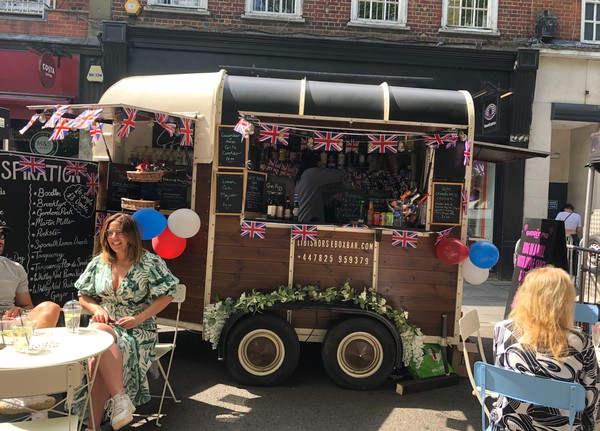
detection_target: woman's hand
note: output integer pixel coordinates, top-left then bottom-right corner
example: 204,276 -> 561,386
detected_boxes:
117,316 -> 140,329
91,309 -> 113,324
2,306 -> 25,319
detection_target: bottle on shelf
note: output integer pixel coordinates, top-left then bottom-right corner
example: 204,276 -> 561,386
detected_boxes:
337,151 -> 345,169
366,201 -> 374,225
276,197 -> 284,220
284,196 -> 292,220
292,194 -> 299,221
357,199 -> 366,224
267,197 -> 277,219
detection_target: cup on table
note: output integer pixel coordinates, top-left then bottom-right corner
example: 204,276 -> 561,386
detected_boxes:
592,323 -> 600,349
0,318 -> 15,345
63,299 -> 82,332
11,318 -> 33,353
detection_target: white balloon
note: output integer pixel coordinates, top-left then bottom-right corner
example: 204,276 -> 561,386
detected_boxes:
167,209 -> 201,239
462,256 -> 489,285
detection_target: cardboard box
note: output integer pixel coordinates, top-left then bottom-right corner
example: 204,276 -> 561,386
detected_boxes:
451,341 -> 478,378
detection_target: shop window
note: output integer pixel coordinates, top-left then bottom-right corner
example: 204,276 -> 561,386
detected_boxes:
442,0 -> 498,32
468,161 -> 495,240
146,0 -> 207,11
0,0 -> 55,17
350,0 -> 407,27
245,0 -> 303,18
582,0 -> 600,43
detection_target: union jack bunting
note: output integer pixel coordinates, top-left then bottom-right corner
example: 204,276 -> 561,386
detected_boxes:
367,134 -> 398,154
345,139 -> 360,154
463,139 -> 471,166
266,159 -> 280,175
67,108 -> 103,130
90,123 -> 104,145
64,161 -> 88,177
461,190 -> 469,215
19,114 -> 40,134
392,230 -> 418,248
422,134 -> 456,149
95,212 -> 106,236
43,105 -> 68,129
17,156 -> 46,175
473,161 -> 485,176
116,107 -> 138,138
300,137 -> 310,151
233,118 -> 251,137
278,163 -> 293,179
179,118 -> 194,147
241,220 -> 266,239
444,134 -> 458,149
312,131 -> 344,152
434,227 -> 454,246
291,225 -> 318,242
259,124 -> 290,148
49,118 -> 71,141
155,113 -> 177,137
85,172 -> 99,195
342,224 -> 368,229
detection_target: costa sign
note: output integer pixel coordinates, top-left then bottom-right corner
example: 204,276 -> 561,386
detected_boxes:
38,52 -> 56,88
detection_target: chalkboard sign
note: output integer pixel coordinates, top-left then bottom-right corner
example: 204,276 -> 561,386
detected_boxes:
265,180 -> 285,203
159,171 -> 190,210
0,151 -> 98,306
106,163 -> 140,211
340,189 -> 369,223
216,173 -> 243,214
431,182 -> 462,226
218,126 -> 246,168
245,171 -> 266,214
433,141 -> 466,182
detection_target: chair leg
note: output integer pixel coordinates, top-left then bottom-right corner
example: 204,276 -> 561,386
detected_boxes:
157,360 -> 180,403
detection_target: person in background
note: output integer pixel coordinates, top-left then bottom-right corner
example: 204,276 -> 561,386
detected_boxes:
76,213 -> 178,431
492,266 -> 599,430
555,203 -> 582,246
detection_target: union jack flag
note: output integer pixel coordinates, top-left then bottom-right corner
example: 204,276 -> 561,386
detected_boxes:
463,139 -> 471,166
90,123 -> 104,145
473,161 -> 485,176
241,220 -> 266,239
68,108 -> 103,130
233,118 -> 251,137
367,134 -> 398,154
19,113 -> 40,134
312,131 -> 344,152
422,134 -> 457,149
179,118 -> 194,147
300,137 -> 310,151
392,230 -> 418,248
291,225 -> 317,242
85,172 -> 99,195
342,224 -> 368,229
278,163 -> 292,178
462,190 -> 469,215
95,212 -> 106,236
434,227 -> 454,246
64,161 -> 88,177
155,113 -> 177,137
259,124 -> 290,148
49,118 -> 71,141
17,156 -> 46,175
345,139 -> 360,154
266,159 -> 280,175
444,134 -> 458,149
43,105 -> 68,129
117,107 -> 138,138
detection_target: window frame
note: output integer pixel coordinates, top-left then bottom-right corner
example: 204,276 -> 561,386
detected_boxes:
581,0 -> 600,44
441,0 -> 499,33
349,0 -> 408,28
146,0 -> 208,12
244,0 -> 303,20
0,0 -> 55,18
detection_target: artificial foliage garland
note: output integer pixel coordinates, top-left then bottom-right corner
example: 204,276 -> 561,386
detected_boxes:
203,281 -> 425,368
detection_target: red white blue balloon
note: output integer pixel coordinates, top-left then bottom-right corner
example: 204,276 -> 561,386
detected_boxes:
469,241 -> 499,269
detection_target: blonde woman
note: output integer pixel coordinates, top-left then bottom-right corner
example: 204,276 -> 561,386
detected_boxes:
492,266 -> 600,430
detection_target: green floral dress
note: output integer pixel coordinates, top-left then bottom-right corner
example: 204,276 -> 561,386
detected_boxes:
75,251 -> 178,406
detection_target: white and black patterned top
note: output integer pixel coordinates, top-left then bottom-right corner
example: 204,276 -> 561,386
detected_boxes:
492,319 -> 600,431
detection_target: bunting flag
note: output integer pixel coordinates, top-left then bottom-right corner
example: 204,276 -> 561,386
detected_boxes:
422,133 -> 456,149
116,107 -> 138,138
278,163 -> 292,179
179,118 -> 194,147
392,230 -> 419,248
291,225 -> 318,242
49,118 -> 71,141
64,161 -> 88,177
342,224 -> 368,229
67,108 -> 103,130
259,124 -> 290,148
473,161 -> 485,176
266,159 -> 280,175
95,212 -> 106,236
312,131 -> 344,152
85,172 -> 99,195
233,118 -> 251,137
90,123 -> 104,145
42,105 -> 68,129
462,190 -> 469,215
345,139 -> 360,154
155,113 -> 177,137
444,134 -> 458,149
367,134 -> 398,153
300,137 -> 310,151
241,220 -> 267,239
463,139 -> 471,166
434,227 -> 454,246
19,113 -> 40,134
17,155 -> 46,175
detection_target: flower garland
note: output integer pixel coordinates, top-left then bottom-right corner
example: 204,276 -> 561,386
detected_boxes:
203,281 -> 425,368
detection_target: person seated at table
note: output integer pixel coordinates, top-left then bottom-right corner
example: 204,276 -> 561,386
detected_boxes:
492,266 -> 600,430
76,213 -> 178,431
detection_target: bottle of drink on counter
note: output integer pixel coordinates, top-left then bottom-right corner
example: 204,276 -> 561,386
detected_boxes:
284,196 -> 292,220
366,201 -> 374,225
267,197 -> 277,219
276,198 -> 284,219
292,194 -> 299,221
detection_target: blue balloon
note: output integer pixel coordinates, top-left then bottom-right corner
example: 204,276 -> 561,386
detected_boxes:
469,241 -> 500,269
132,208 -> 167,240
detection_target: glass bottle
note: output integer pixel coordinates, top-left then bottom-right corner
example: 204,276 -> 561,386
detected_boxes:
292,194 -> 299,221
357,199 -> 366,224
267,197 -> 277,219
367,201 -> 374,225
276,198 -> 284,219
284,196 -> 292,220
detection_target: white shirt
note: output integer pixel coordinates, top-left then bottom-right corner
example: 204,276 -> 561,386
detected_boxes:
555,210 -> 582,231
0,256 -> 28,312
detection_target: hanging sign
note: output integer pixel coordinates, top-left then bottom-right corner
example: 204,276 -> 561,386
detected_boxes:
482,94 -> 500,134
38,52 -> 56,88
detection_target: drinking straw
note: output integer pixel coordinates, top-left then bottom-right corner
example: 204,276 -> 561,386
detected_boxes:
18,308 -> 30,346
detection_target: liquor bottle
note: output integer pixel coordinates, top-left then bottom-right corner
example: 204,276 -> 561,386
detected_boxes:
366,201 -> 374,225
292,194 -> 299,221
267,197 -> 277,219
284,196 -> 292,220
403,193 -> 421,216
276,198 -> 284,219
357,199 -> 366,224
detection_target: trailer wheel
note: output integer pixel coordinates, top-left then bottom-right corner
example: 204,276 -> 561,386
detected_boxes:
225,314 -> 300,386
321,318 -> 396,390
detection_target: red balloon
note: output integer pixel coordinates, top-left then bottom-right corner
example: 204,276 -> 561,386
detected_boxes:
152,227 -> 186,259
435,238 -> 470,265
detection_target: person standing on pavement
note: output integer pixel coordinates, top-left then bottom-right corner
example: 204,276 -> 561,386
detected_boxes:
555,203 -> 582,246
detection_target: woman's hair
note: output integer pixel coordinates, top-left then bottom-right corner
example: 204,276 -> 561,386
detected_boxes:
509,266 -> 575,359
98,213 -> 144,265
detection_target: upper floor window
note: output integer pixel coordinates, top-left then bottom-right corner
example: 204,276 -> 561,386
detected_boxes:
0,0 -> 55,17
147,0 -> 207,11
245,0 -> 302,18
582,0 -> 600,43
351,0 -> 407,26
442,0 -> 498,32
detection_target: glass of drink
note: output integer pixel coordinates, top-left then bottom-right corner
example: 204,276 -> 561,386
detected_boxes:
63,299 -> 82,333
592,323 -> 600,349
11,317 -> 33,353
0,318 -> 15,346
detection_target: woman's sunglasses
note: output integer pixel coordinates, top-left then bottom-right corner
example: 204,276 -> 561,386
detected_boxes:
0,233 -> 6,240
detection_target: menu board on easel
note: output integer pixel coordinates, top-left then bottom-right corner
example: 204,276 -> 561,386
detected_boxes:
431,182 -> 462,226
217,126 -> 246,169
245,171 -> 266,215
215,172 -> 243,214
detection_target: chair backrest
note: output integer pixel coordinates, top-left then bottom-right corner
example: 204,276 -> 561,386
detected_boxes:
574,303 -> 598,334
172,284 -> 186,305
473,361 -> 586,431
459,309 -> 487,364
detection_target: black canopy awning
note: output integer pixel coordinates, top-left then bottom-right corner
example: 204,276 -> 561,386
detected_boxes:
473,141 -> 549,163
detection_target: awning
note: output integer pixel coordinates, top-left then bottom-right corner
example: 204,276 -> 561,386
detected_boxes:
1,94 -> 72,119
473,141 -> 549,163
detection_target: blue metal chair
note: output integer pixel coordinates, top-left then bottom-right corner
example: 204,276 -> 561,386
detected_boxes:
473,361 -> 586,431
574,303 -> 599,334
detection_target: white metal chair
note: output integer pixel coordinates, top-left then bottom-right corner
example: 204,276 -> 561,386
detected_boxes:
0,362 -> 84,431
574,302 -> 599,335
474,361 -> 586,431
151,283 -> 186,427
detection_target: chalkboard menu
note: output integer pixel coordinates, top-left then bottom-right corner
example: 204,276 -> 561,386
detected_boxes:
159,171 -> 190,210
245,171 -> 266,214
106,163 -> 140,211
0,151 -> 97,306
433,141 -> 466,182
216,173 -> 243,214
340,189 -> 369,223
431,182 -> 462,226
218,126 -> 246,168
265,180 -> 285,204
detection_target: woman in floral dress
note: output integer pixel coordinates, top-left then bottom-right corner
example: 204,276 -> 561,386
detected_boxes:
76,213 -> 178,431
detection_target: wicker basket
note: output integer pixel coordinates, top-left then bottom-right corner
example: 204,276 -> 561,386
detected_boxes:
121,198 -> 160,211
126,171 -> 165,182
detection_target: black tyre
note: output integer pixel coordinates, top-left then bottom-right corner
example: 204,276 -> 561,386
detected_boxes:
321,318 -> 396,390
585,235 -> 600,270
225,314 -> 300,386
